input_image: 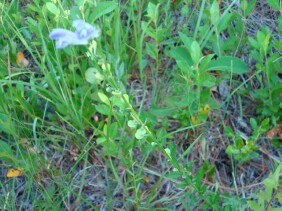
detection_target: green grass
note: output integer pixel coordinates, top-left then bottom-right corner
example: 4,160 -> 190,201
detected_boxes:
0,0 -> 282,210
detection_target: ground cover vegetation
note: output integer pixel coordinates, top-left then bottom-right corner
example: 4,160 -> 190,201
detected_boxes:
0,0 -> 282,210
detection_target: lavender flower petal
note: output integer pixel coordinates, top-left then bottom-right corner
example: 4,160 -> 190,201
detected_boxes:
49,28 -> 88,49
72,20 -> 100,40
49,20 -> 99,49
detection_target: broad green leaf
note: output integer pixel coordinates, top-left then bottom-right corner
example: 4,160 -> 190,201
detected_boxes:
241,0 -> 257,16
0,140 -> 15,163
164,148 -> 172,160
170,47 -> 193,71
200,74 -> 216,87
248,36 -> 260,50
179,32 -> 193,51
199,54 -> 215,72
98,92 -> 111,106
266,0 -> 280,10
210,0 -> 219,25
135,127 -> 147,140
97,137 -> 106,144
278,14 -> 282,33
150,106 -> 175,117
147,2 -> 159,24
75,0 -> 84,7
0,113 -> 15,135
108,122 -> 118,139
190,41 -> 202,64
206,56 -> 250,74
85,68 -> 103,84
250,118 -> 258,129
95,104 -> 110,115
146,42 -> 157,60
217,12 -> 232,33
46,2 -> 60,15
89,1 -> 118,21
127,120 -> 138,128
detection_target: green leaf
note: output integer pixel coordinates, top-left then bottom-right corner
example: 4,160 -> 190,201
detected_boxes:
170,47 -> 193,71
108,122 -> 118,139
200,74 -> 216,87
95,104 -> 110,115
127,120 -> 138,128
241,0 -> 257,16
210,0 -> 219,25
278,14 -> 282,33
250,118 -> 258,129
98,92 -> 111,106
85,68 -> 103,84
179,32 -> 193,51
261,118 -> 269,131
0,140 -> 15,163
217,12 -> 232,32
199,54 -> 215,72
0,113 -> 15,135
135,127 -> 147,140
146,42 -> 157,60
190,41 -> 202,64
165,148 -> 172,160
147,2 -> 159,24
206,56 -> 250,74
89,1 -> 118,21
266,0 -> 280,10
150,106 -> 175,117
46,2 -> 60,15
248,36 -> 260,50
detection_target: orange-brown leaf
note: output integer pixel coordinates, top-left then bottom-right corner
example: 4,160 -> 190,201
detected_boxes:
16,52 -> 29,67
7,167 -> 24,177
267,128 -> 279,139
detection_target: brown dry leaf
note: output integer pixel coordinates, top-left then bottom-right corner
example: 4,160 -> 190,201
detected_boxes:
267,123 -> 282,139
267,128 -> 278,139
278,124 -> 282,139
16,51 -> 29,67
7,167 -> 24,177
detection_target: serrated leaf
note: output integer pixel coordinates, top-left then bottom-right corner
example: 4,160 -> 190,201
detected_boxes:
206,56 -> 250,74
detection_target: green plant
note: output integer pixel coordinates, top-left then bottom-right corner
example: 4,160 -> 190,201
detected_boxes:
248,161 -> 282,211
225,118 -> 269,163
1,0 -> 281,209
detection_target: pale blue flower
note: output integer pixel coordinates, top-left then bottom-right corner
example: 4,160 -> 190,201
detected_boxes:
49,20 -> 100,49
72,20 -> 100,40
